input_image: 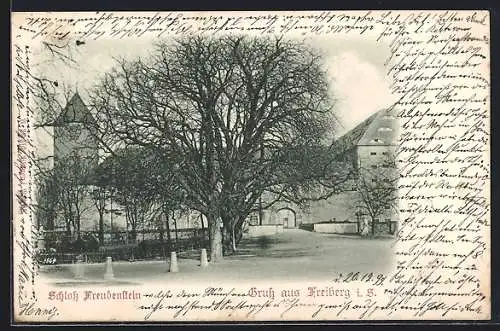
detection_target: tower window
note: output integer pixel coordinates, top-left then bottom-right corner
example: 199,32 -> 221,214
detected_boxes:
370,152 -> 376,155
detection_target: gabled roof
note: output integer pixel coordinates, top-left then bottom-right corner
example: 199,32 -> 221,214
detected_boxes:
55,93 -> 97,126
357,108 -> 398,146
331,108 -> 398,157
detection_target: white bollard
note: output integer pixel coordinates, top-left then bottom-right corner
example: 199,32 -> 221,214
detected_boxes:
104,256 -> 114,280
169,251 -> 179,273
200,248 -> 208,268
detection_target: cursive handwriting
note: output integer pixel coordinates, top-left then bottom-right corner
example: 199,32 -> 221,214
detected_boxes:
11,10 -> 490,321
18,300 -> 59,320
381,9 -> 490,320
13,42 -> 41,320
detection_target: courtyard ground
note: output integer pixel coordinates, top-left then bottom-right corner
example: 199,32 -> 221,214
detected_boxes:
38,229 -> 395,286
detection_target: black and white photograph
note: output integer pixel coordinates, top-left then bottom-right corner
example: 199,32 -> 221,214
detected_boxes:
12,11 -> 490,322
31,31 -> 400,285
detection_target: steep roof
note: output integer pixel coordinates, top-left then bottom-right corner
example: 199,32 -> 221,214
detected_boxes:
55,93 -> 97,126
357,108 -> 398,146
331,108 -> 398,157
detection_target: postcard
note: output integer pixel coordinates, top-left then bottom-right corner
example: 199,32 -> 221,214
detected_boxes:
11,10 -> 490,322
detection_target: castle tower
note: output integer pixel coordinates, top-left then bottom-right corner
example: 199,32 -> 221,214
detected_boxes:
53,92 -> 99,171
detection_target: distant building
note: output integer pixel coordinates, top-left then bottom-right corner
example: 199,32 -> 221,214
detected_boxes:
258,108 -> 399,235
331,108 -> 398,175
53,92 -> 99,170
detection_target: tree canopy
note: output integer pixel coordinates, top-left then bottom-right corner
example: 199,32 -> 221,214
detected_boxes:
89,35 -> 348,260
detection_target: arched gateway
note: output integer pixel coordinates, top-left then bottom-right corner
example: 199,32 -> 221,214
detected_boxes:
275,207 -> 297,229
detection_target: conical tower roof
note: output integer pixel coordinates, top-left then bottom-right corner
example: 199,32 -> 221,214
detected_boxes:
55,92 -> 96,126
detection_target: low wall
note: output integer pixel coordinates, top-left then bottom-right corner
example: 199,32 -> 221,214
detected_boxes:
298,223 -> 314,231
313,222 -> 358,234
247,225 -> 284,236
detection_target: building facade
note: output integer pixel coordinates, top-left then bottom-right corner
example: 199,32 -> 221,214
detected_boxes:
258,108 -> 399,235
53,93 -> 100,170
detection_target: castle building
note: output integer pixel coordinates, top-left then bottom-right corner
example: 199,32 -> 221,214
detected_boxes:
45,93 -> 194,239
331,108 -> 398,175
53,93 -> 100,171
35,92 -> 399,240
35,93 -> 128,237
256,108 -> 399,235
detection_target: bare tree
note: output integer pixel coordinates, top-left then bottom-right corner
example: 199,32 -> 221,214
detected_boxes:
31,38 -> 86,129
89,186 -> 107,245
93,148 -> 151,241
355,158 -> 398,237
89,35 -> 347,261
28,39 -> 116,253
92,146 -> 185,245
51,152 -> 94,240
220,144 -> 354,253
33,167 -> 60,248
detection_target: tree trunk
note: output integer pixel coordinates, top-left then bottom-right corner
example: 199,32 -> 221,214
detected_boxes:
165,211 -> 172,252
234,215 -> 247,246
159,216 -> 164,242
70,214 -> 75,240
222,225 -> 231,255
208,213 -> 223,262
200,214 -> 205,230
131,222 -> 137,241
371,216 -> 375,237
65,220 -> 71,237
220,214 -> 233,255
47,212 -> 55,231
158,216 -> 165,260
74,200 -> 81,240
200,214 -> 206,243
231,225 -> 237,252
259,197 -> 263,226
133,209 -> 139,241
173,211 -> 179,251
98,211 -> 104,245
76,216 -> 81,240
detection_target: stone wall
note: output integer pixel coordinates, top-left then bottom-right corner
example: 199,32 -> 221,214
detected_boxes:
303,191 -> 359,224
313,222 -> 358,234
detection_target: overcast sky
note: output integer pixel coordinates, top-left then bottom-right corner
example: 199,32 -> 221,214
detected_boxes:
33,35 -> 395,137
